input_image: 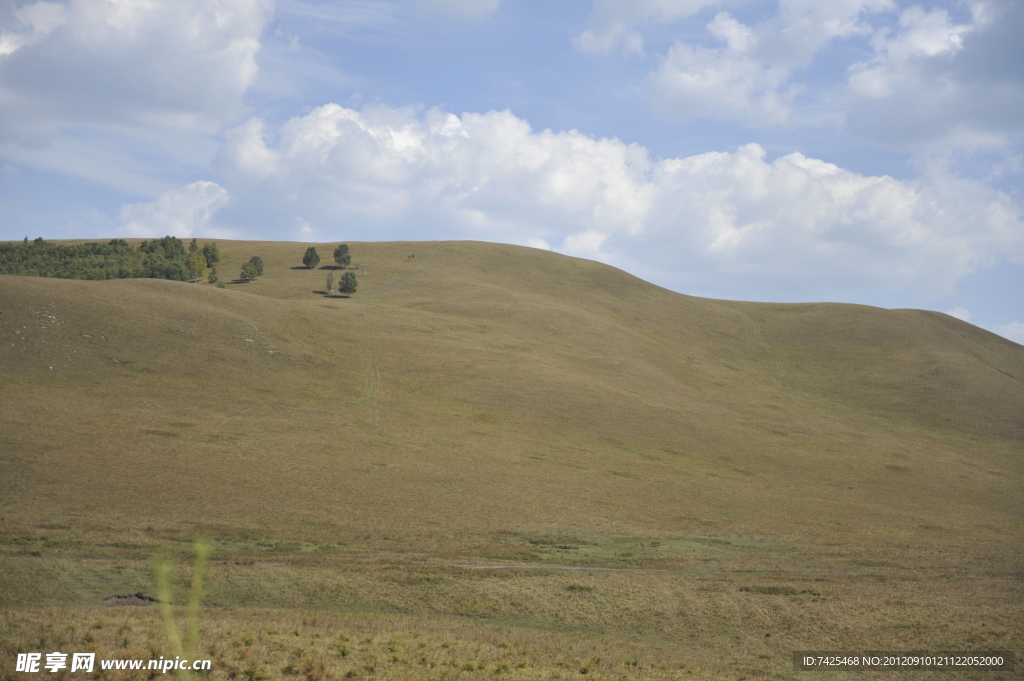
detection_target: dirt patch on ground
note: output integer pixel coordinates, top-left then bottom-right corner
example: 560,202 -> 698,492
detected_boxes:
102,593 -> 157,607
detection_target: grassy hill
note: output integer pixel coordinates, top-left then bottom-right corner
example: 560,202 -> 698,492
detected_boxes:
1,240 -> 1022,680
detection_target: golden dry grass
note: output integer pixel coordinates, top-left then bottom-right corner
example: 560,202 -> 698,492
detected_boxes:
1,239 -> 1022,679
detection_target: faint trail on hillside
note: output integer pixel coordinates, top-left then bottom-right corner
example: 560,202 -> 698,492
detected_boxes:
362,244 -> 443,300
754,322 -> 785,387
358,342 -> 382,435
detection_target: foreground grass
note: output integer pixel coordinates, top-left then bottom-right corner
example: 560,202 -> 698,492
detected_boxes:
2,550 -> 1021,680
2,607 -> 719,681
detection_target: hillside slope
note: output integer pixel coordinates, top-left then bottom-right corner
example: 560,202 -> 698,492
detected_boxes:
3,239 -> 1023,678
1,240 -> 1021,547
2,238 -> 1015,552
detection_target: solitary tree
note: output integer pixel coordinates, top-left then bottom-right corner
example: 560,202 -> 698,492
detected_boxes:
302,246 -> 320,269
337,271 -> 358,295
189,238 -> 199,254
326,272 -> 334,296
202,242 -> 220,268
249,256 -> 264,277
333,244 -> 351,268
240,261 -> 258,281
186,252 -> 207,282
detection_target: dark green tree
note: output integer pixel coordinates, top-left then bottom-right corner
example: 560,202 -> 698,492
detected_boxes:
189,238 -> 199,254
249,256 -> 264,276
333,244 -> 351,268
208,266 -> 219,284
240,261 -> 258,281
201,242 -> 220,268
337,271 -> 358,295
302,246 -> 320,269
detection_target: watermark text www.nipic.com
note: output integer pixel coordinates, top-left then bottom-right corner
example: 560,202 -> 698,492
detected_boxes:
793,651 -> 1014,671
16,652 -> 213,674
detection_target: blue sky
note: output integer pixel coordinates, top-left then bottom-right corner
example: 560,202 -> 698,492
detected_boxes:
1,0 -> 1022,341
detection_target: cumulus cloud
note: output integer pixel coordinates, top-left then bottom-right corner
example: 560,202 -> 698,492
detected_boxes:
846,0 -> 1024,149
581,0 -> 1022,146
644,1 -> 892,124
848,5 -> 975,100
650,14 -> 793,125
215,105 -> 656,246
0,0 -> 272,162
207,104 -> 1023,297
120,181 -> 231,238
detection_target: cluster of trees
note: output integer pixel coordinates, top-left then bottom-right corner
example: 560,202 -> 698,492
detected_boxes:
1,236 -> 360,298
240,256 -> 264,282
0,236 -> 221,282
302,244 -> 352,269
302,244 -> 357,296
185,238 -> 222,283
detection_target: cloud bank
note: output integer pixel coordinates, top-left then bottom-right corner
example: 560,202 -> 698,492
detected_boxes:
192,105 -> 1023,298
580,0 -> 1024,149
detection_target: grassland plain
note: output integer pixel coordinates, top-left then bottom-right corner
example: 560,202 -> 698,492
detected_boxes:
1,239 -> 1022,680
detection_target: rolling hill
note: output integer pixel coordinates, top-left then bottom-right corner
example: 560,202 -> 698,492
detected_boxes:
1,240 -> 1021,680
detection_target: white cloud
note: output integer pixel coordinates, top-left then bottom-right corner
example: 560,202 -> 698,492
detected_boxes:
639,143 -> 1022,294
575,0 -> 723,55
946,306 -> 971,321
991,321 -> 1024,345
650,16 -> 794,125
216,105 -> 656,244
768,0 -> 895,65
208,104 -> 1023,297
120,181 -> 231,238
849,6 -> 974,100
643,1 -> 892,125
846,0 -> 1024,149
0,0 -> 272,180
0,1 -> 68,56
581,0 -> 1022,147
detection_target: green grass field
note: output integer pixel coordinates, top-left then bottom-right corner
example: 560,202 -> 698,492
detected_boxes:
1,240 -> 1022,680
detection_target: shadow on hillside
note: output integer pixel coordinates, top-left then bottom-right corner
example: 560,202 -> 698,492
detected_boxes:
290,266 -> 315,270
314,290 -> 352,298
229,279 -> 253,284
319,265 -> 349,270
